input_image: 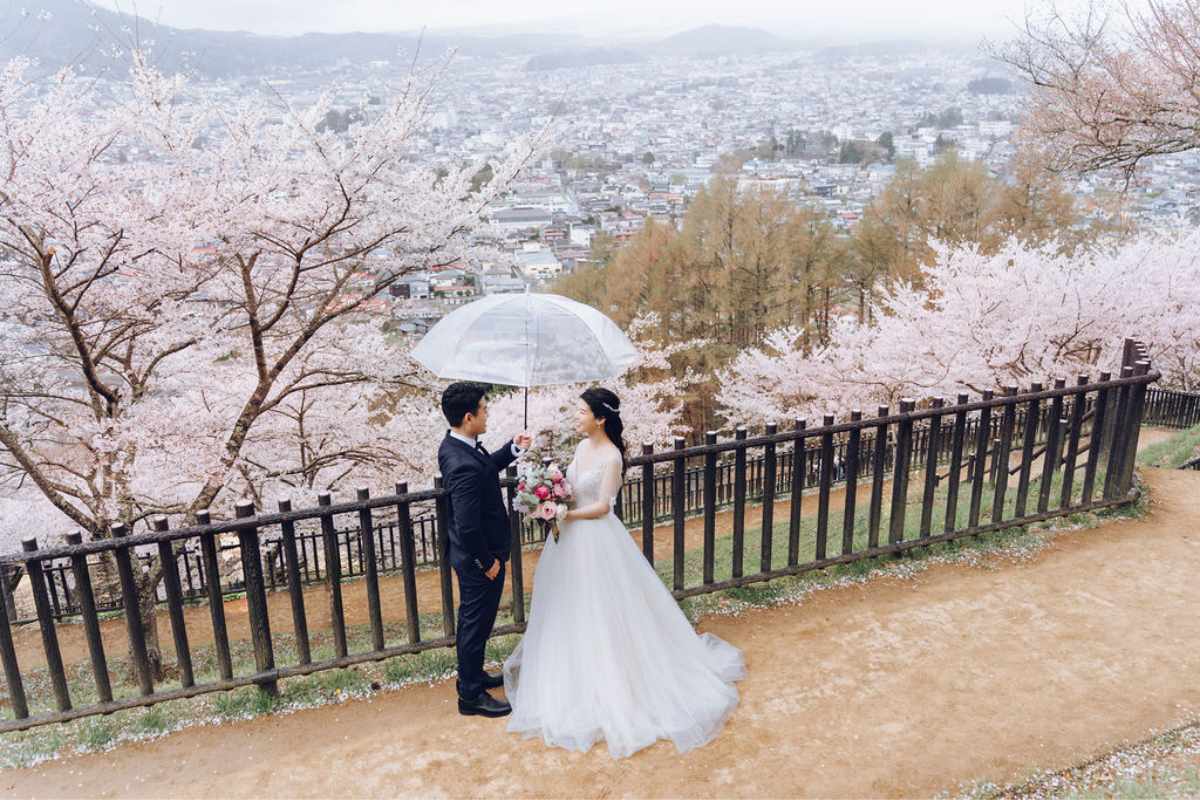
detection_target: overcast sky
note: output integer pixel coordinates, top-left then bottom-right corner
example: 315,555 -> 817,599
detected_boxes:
92,0 -> 1041,43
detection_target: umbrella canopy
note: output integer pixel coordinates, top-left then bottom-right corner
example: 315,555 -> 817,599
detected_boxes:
410,290 -> 640,388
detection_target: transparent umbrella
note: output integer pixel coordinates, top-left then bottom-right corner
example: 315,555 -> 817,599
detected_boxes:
410,289 -> 640,425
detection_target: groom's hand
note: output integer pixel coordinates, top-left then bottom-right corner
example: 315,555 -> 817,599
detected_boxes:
485,559 -> 500,580
514,432 -> 532,451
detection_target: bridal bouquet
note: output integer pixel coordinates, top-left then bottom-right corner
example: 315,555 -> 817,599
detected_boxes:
513,463 -> 573,543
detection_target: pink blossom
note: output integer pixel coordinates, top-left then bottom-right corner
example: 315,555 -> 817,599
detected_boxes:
537,501 -> 557,520
551,468 -> 564,482
0,49 -> 540,553
552,482 -> 569,499
517,481 -> 525,492
534,484 -> 551,500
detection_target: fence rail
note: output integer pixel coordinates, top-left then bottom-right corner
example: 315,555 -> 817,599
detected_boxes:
0,340 -> 1162,732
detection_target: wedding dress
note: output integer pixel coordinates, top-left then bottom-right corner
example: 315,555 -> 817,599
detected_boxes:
503,440 -> 747,759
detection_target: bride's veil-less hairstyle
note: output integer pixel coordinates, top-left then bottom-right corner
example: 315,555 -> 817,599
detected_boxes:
580,387 -> 627,473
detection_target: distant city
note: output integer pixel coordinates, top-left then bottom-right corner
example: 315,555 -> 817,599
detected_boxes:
6,2 -> 1200,330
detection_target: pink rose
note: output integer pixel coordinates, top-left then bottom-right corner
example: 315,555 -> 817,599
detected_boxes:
534,484 -> 551,500
552,482 -> 569,499
517,481 -> 526,492
551,469 -> 564,482
537,501 -> 557,520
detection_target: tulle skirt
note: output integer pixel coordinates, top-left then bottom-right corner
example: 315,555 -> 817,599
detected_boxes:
503,511 -> 747,760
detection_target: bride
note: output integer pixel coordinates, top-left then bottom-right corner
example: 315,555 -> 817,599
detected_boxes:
503,387 -> 747,759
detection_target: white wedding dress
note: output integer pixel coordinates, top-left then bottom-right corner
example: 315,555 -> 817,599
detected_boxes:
503,440 -> 747,759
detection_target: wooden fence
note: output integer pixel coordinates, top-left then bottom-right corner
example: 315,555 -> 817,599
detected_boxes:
13,387 -> 1116,625
1143,387 -> 1200,429
0,341 -> 1161,732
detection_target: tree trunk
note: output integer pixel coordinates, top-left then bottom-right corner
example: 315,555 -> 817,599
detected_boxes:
133,569 -> 168,682
96,550 -> 169,683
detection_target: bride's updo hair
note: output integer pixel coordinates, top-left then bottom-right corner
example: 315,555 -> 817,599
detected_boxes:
581,387 -> 627,473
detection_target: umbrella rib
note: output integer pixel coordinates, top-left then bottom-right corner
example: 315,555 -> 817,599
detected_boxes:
526,290 -> 534,388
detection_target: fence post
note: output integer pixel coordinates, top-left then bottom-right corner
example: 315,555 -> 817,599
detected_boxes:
1105,367 -> 1135,498
395,483 -> 423,642
919,399 -> 944,538
1,567 -> 16,624
842,411 -> 862,555
1014,383 -> 1043,517
968,391 -> 994,527
641,444 -> 656,564
816,415 -> 834,559
1099,369 -> 1126,476
197,510 -> 233,681
0,562 -> 27,718
112,523 -> 154,696
65,531 -> 111,703
1119,361 -> 1151,493
1059,376 -> 1089,508
318,492 -> 349,655
944,394 -> 969,532
432,477 -> 457,639
236,501 -> 276,697
278,499 -> 311,664
731,432 -> 747,577
672,437 -> 688,589
789,419 -> 808,565
702,432 -> 718,585
867,407 -> 889,549
1082,373 -> 1112,503
356,488 -> 385,652
887,399 -> 915,545
761,426 -> 778,572
22,538 -> 71,712
152,516 -> 193,689
504,468 -> 526,625
1038,380 -> 1067,514
992,387 -> 1018,519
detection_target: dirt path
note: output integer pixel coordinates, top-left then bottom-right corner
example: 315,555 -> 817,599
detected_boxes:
11,426 -> 1181,670
4,463 -> 1199,798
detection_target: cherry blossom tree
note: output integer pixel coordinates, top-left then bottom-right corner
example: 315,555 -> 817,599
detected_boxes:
996,0 -> 1200,183
0,49 -> 536,673
718,233 -> 1200,428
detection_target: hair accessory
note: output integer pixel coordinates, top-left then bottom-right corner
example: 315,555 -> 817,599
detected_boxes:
602,401 -> 618,413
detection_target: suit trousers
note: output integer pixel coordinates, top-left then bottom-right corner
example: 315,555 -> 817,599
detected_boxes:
453,560 -> 507,701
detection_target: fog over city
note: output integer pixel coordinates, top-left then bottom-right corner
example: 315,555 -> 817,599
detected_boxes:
93,0 -> 1035,41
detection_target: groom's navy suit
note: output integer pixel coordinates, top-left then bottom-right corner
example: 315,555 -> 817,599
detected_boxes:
438,432 -> 519,701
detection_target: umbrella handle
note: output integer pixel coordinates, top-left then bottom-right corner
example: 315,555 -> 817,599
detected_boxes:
524,387 -> 528,430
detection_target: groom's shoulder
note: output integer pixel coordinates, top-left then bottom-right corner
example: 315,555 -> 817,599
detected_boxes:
438,436 -> 475,468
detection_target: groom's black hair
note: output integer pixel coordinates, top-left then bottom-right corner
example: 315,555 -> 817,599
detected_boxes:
441,382 -> 490,427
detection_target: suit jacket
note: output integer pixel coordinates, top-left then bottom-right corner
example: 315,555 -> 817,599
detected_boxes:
437,432 -> 519,573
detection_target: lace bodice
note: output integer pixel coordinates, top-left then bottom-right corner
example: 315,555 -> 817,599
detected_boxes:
566,441 -> 622,511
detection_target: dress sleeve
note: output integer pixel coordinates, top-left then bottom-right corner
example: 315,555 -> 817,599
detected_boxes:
569,457 -> 624,520
598,456 -> 622,506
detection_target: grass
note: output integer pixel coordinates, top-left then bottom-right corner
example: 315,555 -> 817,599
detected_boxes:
1136,423 -> 1200,469
949,718 -> 1200,799
0,459 -> 1145,770
661,463 -> 1134,622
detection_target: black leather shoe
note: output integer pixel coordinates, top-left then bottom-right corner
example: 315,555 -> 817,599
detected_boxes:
458,691 -> 511,718
482,671 -> 504,690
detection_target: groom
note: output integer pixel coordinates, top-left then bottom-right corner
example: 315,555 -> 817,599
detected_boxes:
438,382 -> 531,718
